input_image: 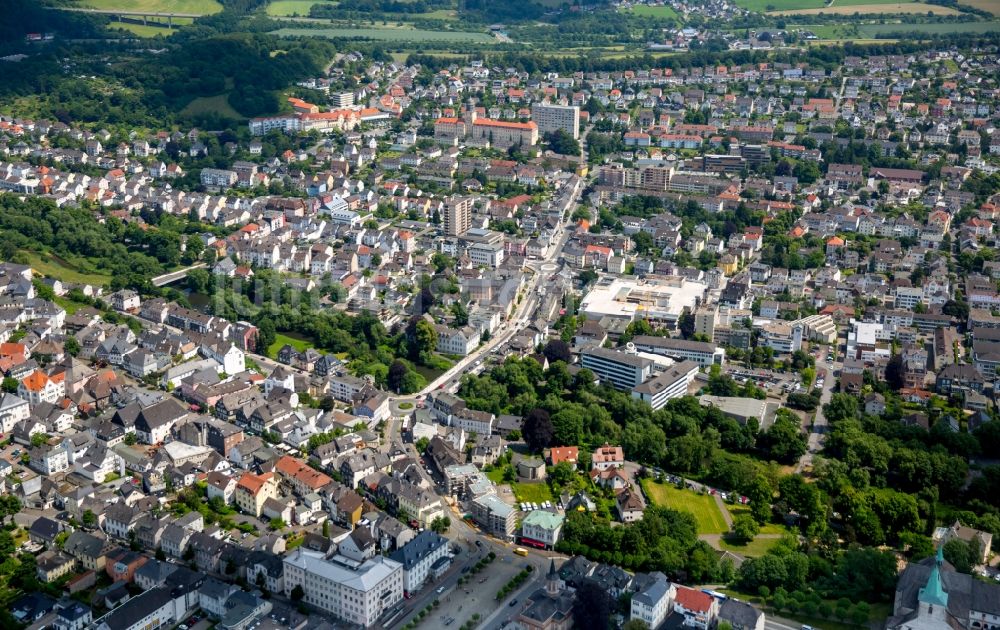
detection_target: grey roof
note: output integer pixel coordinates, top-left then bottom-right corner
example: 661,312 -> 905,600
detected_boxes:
389,531 -> 449,570
96,586 -> 174,629
893,555 -> 1000,623
719,599 -> 763,627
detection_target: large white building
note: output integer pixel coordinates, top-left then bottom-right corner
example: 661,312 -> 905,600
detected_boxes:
631,360 -> 700,410
531,103 -> 581,139
388,531 -> 451,595
580,346 -> 653,390
283,549 -> 403,628
580,276 -> 708,329
631,575 -> 676,630
631,335 -> 726,367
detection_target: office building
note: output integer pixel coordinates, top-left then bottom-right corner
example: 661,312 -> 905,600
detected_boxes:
630,335 -> 725,367
389,531 -> 451,594
531,103 -> 581,139
631,360 -> 700,410
580,347 -> 653,390
282,549 -> 403,628
520,510 -> 565,549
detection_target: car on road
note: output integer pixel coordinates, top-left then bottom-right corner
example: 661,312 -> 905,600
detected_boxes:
436,586 -> 445,594
509,599 -> 519,607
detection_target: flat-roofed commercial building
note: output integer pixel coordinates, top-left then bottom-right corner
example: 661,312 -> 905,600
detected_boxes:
631,335 -> 725,367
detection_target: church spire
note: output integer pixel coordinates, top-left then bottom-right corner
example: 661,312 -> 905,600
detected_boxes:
918,546 -> 949,608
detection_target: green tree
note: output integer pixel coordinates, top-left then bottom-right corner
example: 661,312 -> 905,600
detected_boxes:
730,514 -> 760,544
1,377 -> 17,393
82,509 -> 97,528
291,584 -> 305,601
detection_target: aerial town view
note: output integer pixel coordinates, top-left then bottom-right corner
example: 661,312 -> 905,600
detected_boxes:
0,0 -> 999,629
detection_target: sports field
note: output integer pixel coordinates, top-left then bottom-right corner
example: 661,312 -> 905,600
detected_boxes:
76,0 -> 222,14
772,2 -> 960,14
275,26 -> 496,42
641,479 -> 729,535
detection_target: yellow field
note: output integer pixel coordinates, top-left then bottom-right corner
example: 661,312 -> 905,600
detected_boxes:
772,1 -> 959,12
962,0 -> 1000,14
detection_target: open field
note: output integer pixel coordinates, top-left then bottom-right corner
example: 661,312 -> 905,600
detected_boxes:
266,0 -> 338,16
267,332 -> 315,359
627,4 -> 680,19
641,480 -> 729,535
275,26 -> 495,42
112,23 -> 178,36
857,19 -> 1000,34
181,93 -> 244,119
727,505 -> 788,536
75,0 -> 222,14
22,251 -> 111,286
963,0 -> 1000,14
734,0 -> 827,12
772,2 -> 960,14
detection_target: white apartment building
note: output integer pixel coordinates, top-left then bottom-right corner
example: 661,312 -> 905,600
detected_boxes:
895,286 -> 925,310
435,325 -> 480,356
388,531 -> 451,594
283,549 -> 403,628
631,360 -> 699,410
758,321 -> 804,354
0,392 -> 30,432
631,576 -> 676,630
451,408 -> 494,435
531,103 -> 581,139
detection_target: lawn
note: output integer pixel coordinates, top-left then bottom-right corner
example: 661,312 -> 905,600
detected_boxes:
485,467 -> 507,484
75,0 -> 222,14
773,2 -> 960,13
274,26 -> 496,42
181,93 -> 244,120
22,250 -> 111,286
266,332 -> 315,359
716,534 -> 783,557
641,479 -> 729,535
512,482 -> 554,504
265,0 -> 338,16
628,5 -> 680,19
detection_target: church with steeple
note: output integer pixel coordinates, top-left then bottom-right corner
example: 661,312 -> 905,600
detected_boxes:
513,560 -> 577,630
887,545 -> 1000,630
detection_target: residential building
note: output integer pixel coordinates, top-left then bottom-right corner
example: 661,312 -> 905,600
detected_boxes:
471,494 -> 517,540
389,531 -> 451,594
531,103 -> 580,139
520,510 -> 564,549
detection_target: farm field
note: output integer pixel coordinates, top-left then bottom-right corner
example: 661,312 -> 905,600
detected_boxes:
266,0 -> 338,16
113,23 -> 179,36
734,0 -> 827,13
772,3 -> 960,14
274,26 -> 495,42
74,0 -> 222,14
181,93 -> 244,119
962,0 -> 1000,14
628,5 -> 680,19
641,479 -> 729,535
22,251 -> 111,286
856,19 -> 1000,34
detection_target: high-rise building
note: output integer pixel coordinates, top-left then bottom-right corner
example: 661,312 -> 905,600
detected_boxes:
444,196 -> 473,236
330,91 -> 355,108
531,103 -> 581,139
694,306 -> 717,341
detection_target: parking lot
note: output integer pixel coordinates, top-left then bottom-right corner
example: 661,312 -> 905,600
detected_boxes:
722,366 -> 805,396
410,550 -> 532,629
